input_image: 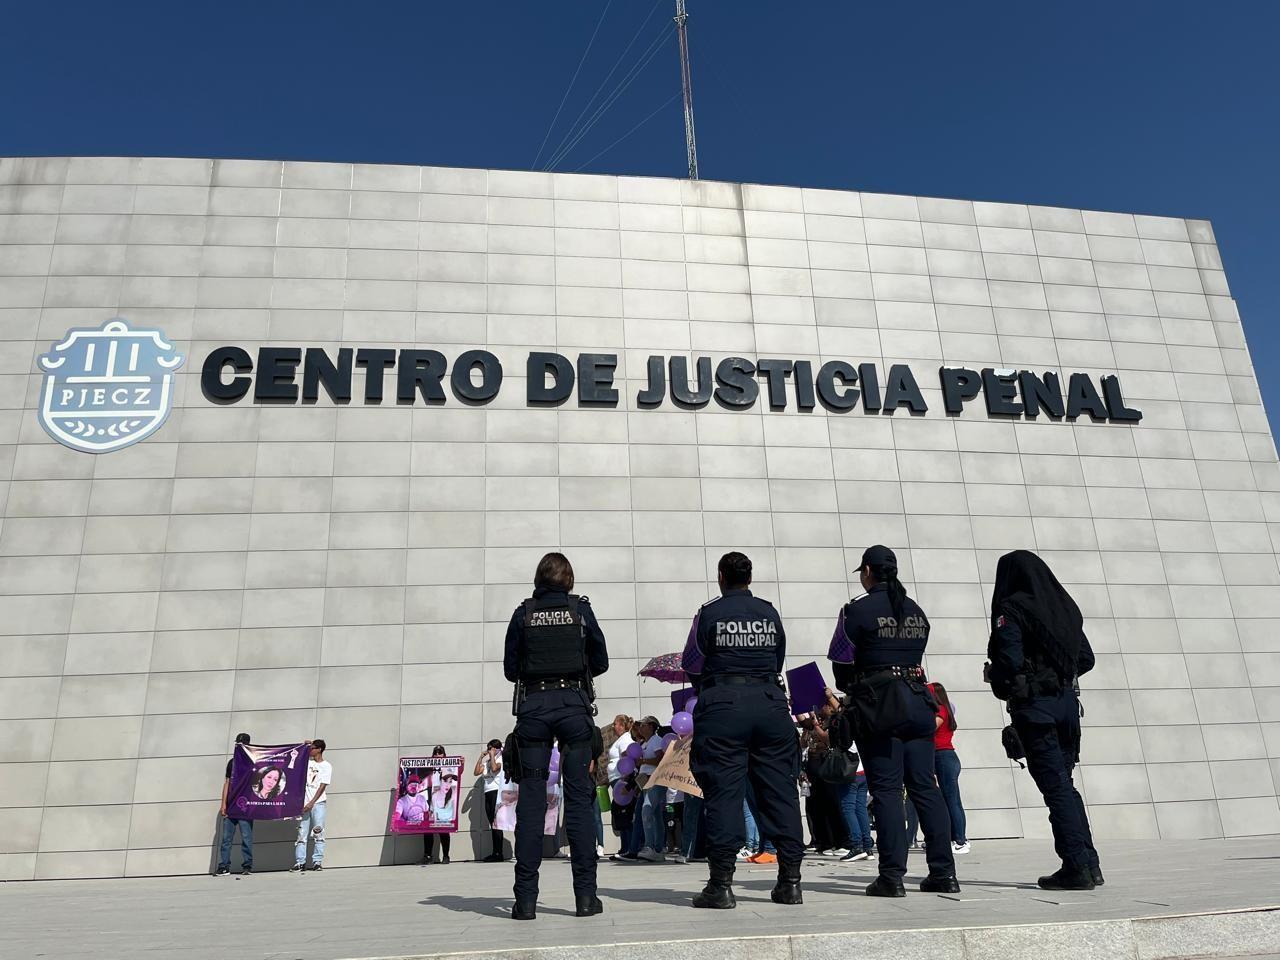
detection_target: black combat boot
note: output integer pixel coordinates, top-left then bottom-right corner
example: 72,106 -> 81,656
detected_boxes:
575,894 -> 604,917
692,864 -> 736,909
771,863 -> 803,905
1038,865 -> 1095,891
1090,864 -> 1105,886
865,875 -> 906,897
919,874 -> 961,893
511,899 -> 537,920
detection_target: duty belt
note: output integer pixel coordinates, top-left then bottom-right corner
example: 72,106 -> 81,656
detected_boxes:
700,674 -> 780,689
853,664 -> 925,684
524,678 -> 584,693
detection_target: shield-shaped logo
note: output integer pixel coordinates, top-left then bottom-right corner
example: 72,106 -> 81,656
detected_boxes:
37,318 -> 185,453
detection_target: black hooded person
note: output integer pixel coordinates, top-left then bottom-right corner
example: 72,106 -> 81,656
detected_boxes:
826,544 -> 959,897
504,552 -> 609,920
986,549 -> 1101,891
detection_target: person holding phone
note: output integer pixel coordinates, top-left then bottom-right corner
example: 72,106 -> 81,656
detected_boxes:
475,739 -> 506,862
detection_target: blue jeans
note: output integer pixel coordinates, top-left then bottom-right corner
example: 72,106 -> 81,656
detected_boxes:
682,794 -> 703,858
743,799 -> 759,851
935,749 -> 967,843
745,783 -> 775,853
838,778 -> 873,849
625,802 -> 645,854
295,802 -> 327,866
641,784 -> 667,851
218,816 -> 253,869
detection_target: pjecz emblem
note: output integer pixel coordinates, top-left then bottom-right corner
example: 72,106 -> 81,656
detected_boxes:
37,318 -> 185,453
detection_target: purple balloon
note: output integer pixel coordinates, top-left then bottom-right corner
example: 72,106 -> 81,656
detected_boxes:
625,742 -> 643,760
617,755 -> 636,776
671,711 -> 694,737
686,696 -> 698,712
548,769 -> 560,786
661,732 -> 677,748
612,781 -> 635,805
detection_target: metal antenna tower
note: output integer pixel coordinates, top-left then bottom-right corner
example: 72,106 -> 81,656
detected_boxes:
674,0 -> 699,179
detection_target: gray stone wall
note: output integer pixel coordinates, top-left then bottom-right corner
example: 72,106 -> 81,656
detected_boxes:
0,156 -> 1277,880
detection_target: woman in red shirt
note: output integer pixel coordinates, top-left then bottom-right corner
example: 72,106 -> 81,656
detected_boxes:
930,683 -> 969,855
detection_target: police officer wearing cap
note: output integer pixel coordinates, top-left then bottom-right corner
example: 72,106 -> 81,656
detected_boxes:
683,551 -> 805,909
504,552 -> 609,921
986,549 -> 1101,891
827,545 -> 960,897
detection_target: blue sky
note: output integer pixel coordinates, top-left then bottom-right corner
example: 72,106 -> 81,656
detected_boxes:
3,1 -> 1277,424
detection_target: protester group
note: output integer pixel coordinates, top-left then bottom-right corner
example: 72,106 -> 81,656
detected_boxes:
217,702 -> 969,874
215,544 -> 1097,915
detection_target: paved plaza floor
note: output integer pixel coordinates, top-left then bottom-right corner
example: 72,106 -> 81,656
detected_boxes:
2,837 -> 1278,960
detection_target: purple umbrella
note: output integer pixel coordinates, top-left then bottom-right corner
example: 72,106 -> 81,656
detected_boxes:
638,652 -> 687,684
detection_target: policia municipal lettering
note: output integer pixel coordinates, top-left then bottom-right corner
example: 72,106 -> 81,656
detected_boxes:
985,550 -> 1102,891
503,553 -> 609,920
682,552 -> 807,909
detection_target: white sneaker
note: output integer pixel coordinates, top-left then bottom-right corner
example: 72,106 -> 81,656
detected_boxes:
596,845 -> 606,857
672,853 -> 688,864
953,841 -> 971,855
813,849 -> 830,857
828,848 -> 851,858
637,847 -> 666,863
736,847 -> 753,861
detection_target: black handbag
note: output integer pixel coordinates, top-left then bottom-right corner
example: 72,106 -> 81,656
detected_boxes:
817,747 -> 860,784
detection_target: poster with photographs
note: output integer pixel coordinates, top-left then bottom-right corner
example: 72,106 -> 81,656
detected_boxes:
390,756 -> 464,834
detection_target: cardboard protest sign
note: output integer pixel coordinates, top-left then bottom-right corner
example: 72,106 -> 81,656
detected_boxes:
786,661 -> 828,717
227,742 -> 311,820
648,736 -> 702,798
390,756 -> 464,833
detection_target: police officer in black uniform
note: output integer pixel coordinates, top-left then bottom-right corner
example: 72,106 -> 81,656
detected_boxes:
986,549 -> 1101,891
683,551 -> 805,909
827,545 -> 959,897
504,552 -> 609,920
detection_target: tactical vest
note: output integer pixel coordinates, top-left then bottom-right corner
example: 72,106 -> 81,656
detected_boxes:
701,594 -> 783,678
519,595 -> 587,681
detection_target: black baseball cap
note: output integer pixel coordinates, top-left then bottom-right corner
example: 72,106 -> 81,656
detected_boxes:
860,545 -> 897,569
235,732 -> 251,745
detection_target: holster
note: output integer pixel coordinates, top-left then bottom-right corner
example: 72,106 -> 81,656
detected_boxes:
502,731 -> 525,783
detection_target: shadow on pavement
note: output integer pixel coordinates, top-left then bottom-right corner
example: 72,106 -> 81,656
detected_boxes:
420,895 -> 578,918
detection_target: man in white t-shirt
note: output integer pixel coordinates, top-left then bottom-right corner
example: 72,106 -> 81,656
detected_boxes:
293,739 -> 332,872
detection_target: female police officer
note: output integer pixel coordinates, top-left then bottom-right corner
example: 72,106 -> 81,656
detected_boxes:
986,550 -> 1100,891
827,545 -> 960,897
504,552 -> 608,920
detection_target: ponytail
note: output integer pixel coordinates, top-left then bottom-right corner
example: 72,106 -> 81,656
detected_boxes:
884,569 -> 907,627
870,561 -> 907,630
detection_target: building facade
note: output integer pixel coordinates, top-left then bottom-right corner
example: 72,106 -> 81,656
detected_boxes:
0,156 -> 1277,880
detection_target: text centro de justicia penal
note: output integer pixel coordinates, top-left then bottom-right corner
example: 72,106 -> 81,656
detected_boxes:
199,346 -> 1142,422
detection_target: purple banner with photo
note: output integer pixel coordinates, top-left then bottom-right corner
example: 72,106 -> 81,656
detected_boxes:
227,742 -> 311,820
786,661 -> 828,717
